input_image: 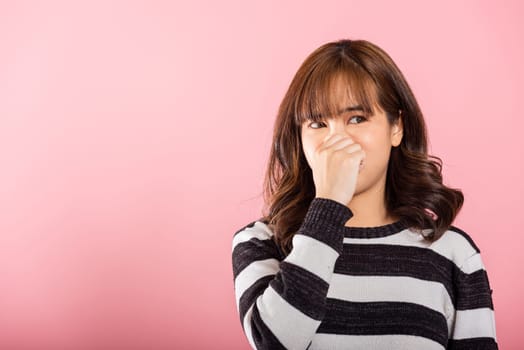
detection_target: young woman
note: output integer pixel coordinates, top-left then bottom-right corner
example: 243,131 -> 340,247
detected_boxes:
231,39 -> 497,350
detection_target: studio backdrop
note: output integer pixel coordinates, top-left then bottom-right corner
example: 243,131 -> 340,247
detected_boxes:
0,1 -> 522,349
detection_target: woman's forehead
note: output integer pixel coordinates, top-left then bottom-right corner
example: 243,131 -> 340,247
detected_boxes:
327,87 -> 365,113
294,68 -> 382,125
311,84 -> 379,118
331,74 -> 378,103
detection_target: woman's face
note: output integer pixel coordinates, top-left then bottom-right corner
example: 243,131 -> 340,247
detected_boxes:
300,79 -> 403,200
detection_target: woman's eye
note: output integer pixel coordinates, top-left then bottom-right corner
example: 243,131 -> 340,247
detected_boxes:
308,122 -> 326,129
348,116 -> 366,124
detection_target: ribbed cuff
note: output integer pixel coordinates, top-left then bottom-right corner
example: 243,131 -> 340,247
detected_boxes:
298,198 -> 353,254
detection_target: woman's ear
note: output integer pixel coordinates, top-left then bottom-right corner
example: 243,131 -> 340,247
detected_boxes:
391,110 -> 403,147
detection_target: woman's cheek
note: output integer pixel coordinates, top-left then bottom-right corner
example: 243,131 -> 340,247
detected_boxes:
307,142 -> 318,166
301,140 -> 314,166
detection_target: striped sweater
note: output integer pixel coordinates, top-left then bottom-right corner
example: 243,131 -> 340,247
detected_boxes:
232,198 -> 498,349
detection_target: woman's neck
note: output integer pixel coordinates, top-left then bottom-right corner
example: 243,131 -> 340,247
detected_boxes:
344,185 -> 397,228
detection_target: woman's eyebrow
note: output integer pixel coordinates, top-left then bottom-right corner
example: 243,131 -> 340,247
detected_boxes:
337,105 -> 364,114
308,105 -> 365,120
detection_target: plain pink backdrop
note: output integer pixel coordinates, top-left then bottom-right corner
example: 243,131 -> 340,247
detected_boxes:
1,0 -> 522,349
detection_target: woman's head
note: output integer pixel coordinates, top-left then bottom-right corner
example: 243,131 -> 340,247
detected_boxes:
299,72 -> 404,204
262,39 -> 463,254
292,39 -> 426,152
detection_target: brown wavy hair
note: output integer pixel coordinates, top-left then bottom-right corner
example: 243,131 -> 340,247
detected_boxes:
260,39 -> 464,255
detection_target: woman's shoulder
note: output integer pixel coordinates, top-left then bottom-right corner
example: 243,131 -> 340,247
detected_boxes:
429,224 -> 482,269
446,225 -> 481,252
232,219 -> 276,248
233,218 -> 274,238
231,219 -> 286,261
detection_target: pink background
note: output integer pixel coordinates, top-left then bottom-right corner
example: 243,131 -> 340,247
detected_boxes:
1,1 -> 522,349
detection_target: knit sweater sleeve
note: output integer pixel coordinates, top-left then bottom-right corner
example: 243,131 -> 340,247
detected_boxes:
448,252 -> 498,349
232,198 -> 352,350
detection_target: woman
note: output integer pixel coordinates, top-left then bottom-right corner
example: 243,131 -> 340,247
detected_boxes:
231,39 -> 497,350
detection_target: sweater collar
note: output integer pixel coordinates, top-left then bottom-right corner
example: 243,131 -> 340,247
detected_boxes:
342,220 -> 408,239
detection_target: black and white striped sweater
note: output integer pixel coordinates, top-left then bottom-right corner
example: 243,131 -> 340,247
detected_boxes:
232,198 -> 498,349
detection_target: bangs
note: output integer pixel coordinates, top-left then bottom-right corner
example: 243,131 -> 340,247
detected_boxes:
293,58 -> 380,126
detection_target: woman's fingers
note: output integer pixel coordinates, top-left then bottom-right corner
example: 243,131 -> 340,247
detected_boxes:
319,134 -> 344,149
331,137 -> 355,151
319,134 -> 353,151
310,133 -> 366,204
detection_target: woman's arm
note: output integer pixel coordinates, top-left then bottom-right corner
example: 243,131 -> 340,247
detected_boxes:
232,198 -> 351,350
448,252 -> 498,349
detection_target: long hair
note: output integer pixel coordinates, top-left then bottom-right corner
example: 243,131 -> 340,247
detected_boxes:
261,39 -> 463,255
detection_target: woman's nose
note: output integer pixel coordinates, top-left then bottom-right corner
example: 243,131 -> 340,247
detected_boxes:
328,120 -> 351,138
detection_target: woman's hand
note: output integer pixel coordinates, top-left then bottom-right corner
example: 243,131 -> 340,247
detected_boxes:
308,134 -> 365,206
